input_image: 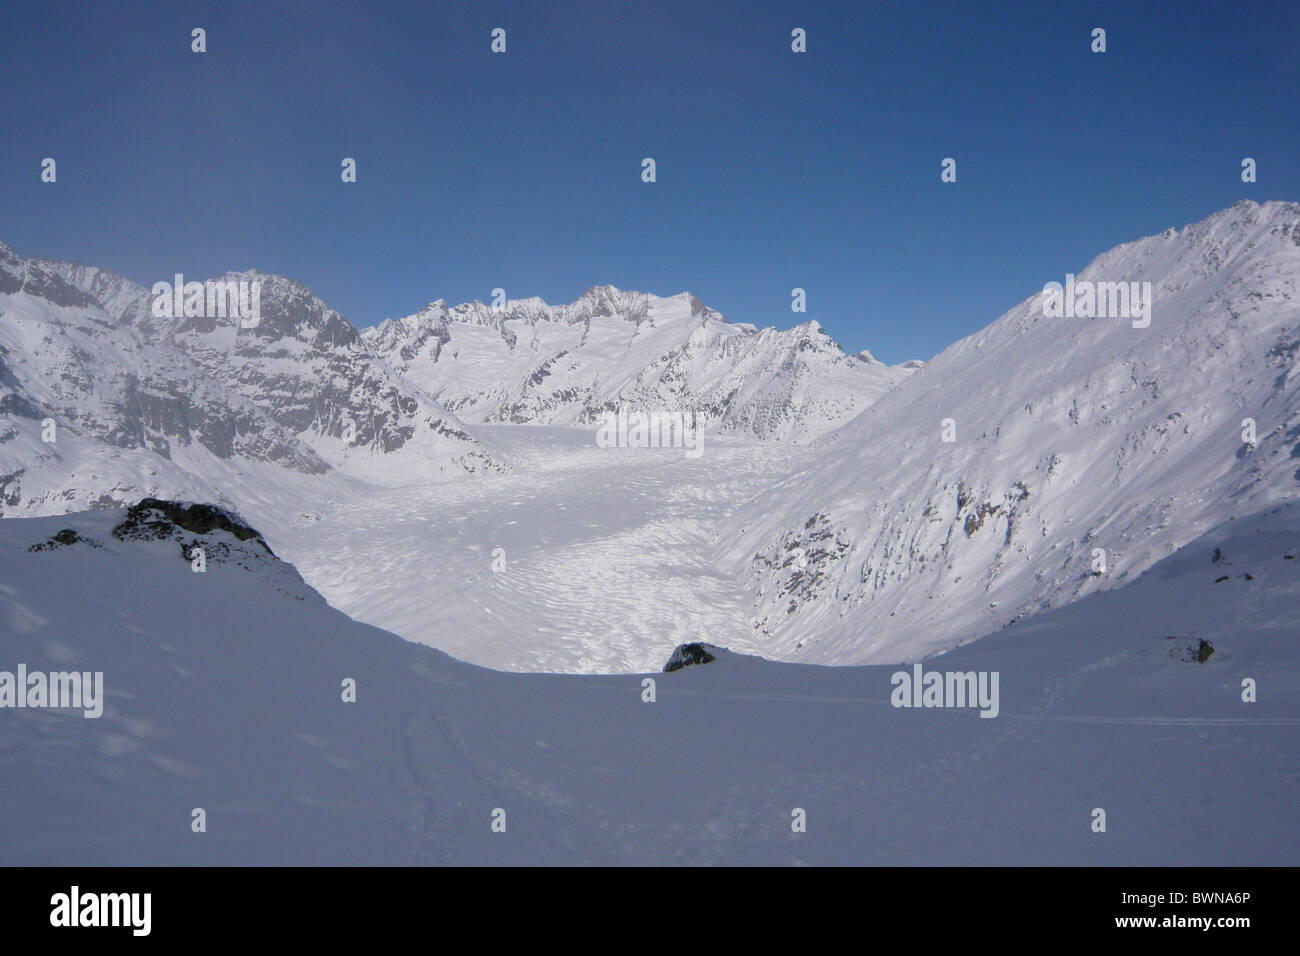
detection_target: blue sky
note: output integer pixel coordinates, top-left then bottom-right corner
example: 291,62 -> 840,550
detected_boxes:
1,0 -> 1296,363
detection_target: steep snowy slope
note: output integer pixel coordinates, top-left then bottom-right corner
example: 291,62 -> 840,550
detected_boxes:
0,245 -> 501,514
364,286 -> 915,441
0,499 -> 1295,864
739,200 -> 1300,665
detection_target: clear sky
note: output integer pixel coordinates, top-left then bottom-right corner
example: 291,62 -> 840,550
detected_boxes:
1,0 -> 1296,363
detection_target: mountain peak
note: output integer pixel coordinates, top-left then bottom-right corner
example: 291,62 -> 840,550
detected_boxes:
581,283 -> 624,298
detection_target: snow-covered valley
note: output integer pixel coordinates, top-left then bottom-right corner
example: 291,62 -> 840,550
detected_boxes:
1,198 -> 1297,865
3,201 -> 1297,676
0,499 -> 1294,864
256,425 -> 813,673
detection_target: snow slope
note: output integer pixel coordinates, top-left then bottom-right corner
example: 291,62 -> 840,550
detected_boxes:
0,500 -> 1295,864
738,200 -> 1300,665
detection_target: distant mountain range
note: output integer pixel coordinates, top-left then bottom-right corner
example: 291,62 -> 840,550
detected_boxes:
2,200 -> 1297,676
365,285 -> 917,440
0,245 -> 914,515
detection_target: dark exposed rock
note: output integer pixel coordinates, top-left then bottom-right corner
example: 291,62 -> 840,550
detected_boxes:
1166,635 -> 1215,663
0,391 -> 43,419
0,469 -> 23,508
28,528 -> 101,551
112,498 -> 272,554
17,262 -> 98,308
664,642 -> 721,672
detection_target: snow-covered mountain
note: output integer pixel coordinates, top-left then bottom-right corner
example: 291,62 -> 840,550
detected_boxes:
2,497 -> 1295,863
364,286 -> 916,441
738,200 -> 1300,665
0,247 -> 909,518
1,200 -> 1296,678
0,246 -> 502,514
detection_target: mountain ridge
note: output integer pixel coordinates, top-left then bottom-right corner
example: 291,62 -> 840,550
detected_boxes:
1,199 -> 1295,676
737,198 -> 1300,665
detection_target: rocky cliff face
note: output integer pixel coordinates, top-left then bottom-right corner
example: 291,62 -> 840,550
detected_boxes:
0,245 -> 502,515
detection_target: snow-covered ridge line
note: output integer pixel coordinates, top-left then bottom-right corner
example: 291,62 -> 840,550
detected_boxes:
0,243 -> 513,515
739,198 -> 1300,666
362,285 -> 918,441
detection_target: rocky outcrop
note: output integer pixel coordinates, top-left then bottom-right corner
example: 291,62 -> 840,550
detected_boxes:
663,642 -> 726,672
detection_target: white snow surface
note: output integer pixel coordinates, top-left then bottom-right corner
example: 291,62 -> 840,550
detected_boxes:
0,500 -> 1295,864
